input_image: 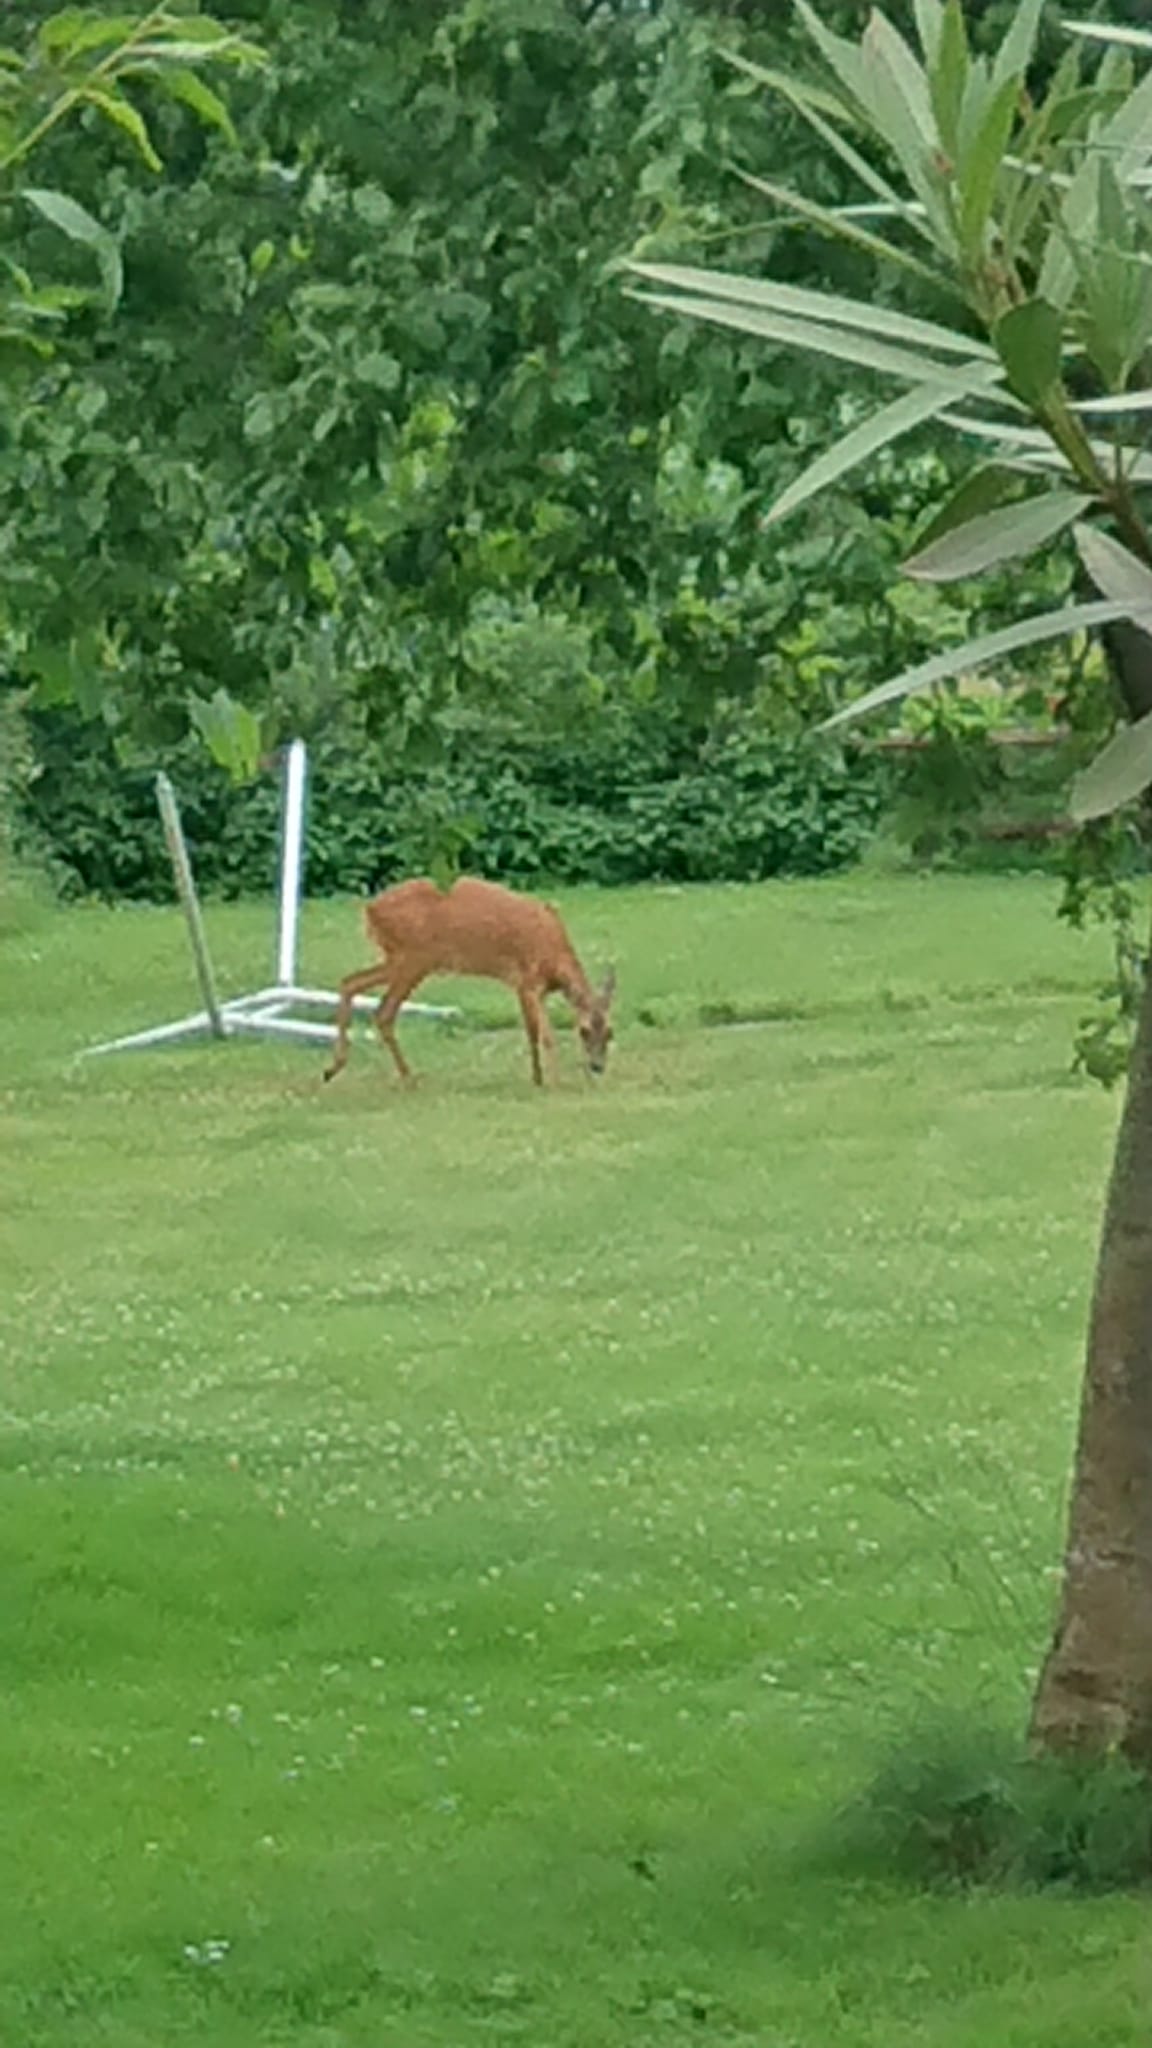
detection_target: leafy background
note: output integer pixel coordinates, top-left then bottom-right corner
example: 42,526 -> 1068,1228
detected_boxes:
0,0 -> 1129,896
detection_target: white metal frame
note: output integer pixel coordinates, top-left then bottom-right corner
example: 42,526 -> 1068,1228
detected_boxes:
85,738 -> 458,1057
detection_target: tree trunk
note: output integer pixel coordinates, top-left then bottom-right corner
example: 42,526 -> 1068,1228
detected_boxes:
1028,904 -> 1152,1763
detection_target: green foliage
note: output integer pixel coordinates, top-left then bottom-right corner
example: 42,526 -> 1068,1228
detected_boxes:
1058,828 -> 1150,1088
20,708 -> 887,900
0,7 -> 260,348
834,1714 -> 1152,1892
2,0 -> 815,747
0,690 -> 54,931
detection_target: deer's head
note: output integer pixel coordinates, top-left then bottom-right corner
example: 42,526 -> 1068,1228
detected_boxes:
578,968 -> 616,1077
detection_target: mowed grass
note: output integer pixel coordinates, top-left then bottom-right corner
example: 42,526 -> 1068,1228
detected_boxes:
1,871 -> 1150,2046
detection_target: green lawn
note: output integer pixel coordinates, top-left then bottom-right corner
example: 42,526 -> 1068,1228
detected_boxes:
2,872 -> 1149,2046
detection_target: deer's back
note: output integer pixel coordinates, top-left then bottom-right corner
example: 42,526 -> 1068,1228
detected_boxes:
365,876 -> 567,981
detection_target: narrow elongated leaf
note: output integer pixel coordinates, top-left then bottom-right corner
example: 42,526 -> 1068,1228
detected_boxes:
765,384 -> 958,528
913,0 -> 944,68
1072,389 -> 1152,414
959,74 -> 1020,257
1075,523 -> 1152,606
1063,22 -> 1152,53
994,298 -> 1063,408
158,67 -> 237,146
720,53 -> 856,125
910,464 -> 1023,551
865,11 -> 937,145
24,186 -> 107,245
819,600 -> 1149,731
956,52 -> 994,170
860,14 -> 955,243
992,0 -> 1047,89
722,51 -> 935,243
1041,67 -> 1152,308
23,186 -> 122,309
795,1 -> 872,117
733,171 -> 952,287
931,0 -> 969,157
625,261 -> 997,360
902,489 -> 1091,581
122,37 -> 261,65
1071,709 -> 1152,819
628,288 -> 1001,394
939,408 -> 1152,482
83,87 -> 162,172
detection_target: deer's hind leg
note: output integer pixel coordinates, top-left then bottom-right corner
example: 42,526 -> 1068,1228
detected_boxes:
323,962 -> 391,1082
374,970 -> 424,1084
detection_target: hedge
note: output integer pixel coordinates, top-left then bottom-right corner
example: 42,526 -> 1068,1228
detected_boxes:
18,712 -> 888,901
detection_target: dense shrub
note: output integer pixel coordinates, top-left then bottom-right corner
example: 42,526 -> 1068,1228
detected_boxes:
22,711 -> 888,901
824,1713 -> 1152,1894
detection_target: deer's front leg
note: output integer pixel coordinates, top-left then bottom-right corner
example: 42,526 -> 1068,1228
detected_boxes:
518,987 -> 547,1087
324,963 -> 390,1082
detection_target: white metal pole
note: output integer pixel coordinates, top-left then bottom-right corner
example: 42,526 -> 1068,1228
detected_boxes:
156,772 -> 226,1039
276,739 -> 307,989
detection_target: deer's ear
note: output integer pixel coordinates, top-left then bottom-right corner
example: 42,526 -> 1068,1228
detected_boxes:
600,966 -> 617,1006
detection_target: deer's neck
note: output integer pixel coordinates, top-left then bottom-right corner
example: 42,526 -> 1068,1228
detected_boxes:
554,951 -> 594,1018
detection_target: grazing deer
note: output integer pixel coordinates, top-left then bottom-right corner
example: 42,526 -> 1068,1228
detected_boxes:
323,876 -> 616,1087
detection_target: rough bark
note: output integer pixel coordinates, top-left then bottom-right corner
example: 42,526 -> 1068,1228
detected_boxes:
1028,909 -> 1152,1764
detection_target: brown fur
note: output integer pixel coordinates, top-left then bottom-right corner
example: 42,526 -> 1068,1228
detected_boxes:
323,876 -> 616,1086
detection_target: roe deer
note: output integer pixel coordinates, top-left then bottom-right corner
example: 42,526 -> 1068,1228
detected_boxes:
323,876 -> 616,1087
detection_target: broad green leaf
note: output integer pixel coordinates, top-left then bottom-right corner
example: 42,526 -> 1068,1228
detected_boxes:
1071,709 -> 1152,819
992,0 -> 1047,91
819,599 -> 1147,731
189,689 -> 264,784
993,298 -> 1062,409
1075,523 -> 1152,607
908,463 -> 1023,551
37,10 -> 139,59
765,384 -> 959,528
628,288 -> 1003,394
158,68 -> 237,147
23,187 -> 123,310
902,488 -> 1091,582
25,630 -> 106,714
733,171 -> 951,288
83,87 -> 162,172
625,261 -> 997,360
